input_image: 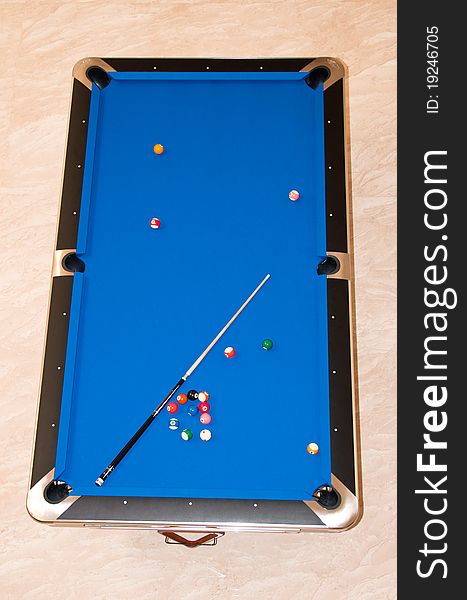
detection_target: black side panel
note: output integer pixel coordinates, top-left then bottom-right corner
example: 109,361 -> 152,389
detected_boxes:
59,496 -> 324,526
30,277 -> 73,487
103,57 -> 313,72
324,79 -> 347,253
327,278 -> 355,493
56,79 -> 91,250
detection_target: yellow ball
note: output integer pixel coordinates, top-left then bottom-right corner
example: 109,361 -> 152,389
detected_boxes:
153,143 -> 164,155
307,442 -> 319,455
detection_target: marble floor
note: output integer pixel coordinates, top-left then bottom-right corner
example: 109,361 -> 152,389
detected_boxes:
0,1 -> 396,598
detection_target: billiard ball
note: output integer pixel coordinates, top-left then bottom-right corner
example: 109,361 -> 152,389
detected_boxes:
200,429 -> 212,442
288,189 -> 300,201
200,413 -> 212,425
150,217 -> 161,229
187,389 -> 199,401
176,393 -> 188,405
224,346 -> 236,358
153,143 -> 164,154
166,402 -> 178,414
187,405 -> 199,416
198,390 -> 210,403
198,402 -> 210,413
168,418 -> 179,430
262,338 -> 273,351
307,442 -> 319,455
181,429 -> 193,441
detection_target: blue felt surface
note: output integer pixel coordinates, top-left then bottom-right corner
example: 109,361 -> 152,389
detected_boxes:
55,72 -> 331,500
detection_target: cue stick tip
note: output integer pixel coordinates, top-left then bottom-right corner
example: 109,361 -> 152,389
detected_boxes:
95,477 -> 104,487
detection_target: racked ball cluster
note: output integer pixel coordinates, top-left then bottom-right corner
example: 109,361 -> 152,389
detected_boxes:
167,388 -> 213,441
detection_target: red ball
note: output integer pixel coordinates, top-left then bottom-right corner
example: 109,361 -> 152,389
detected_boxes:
224,346 -> 236,358
198,402 -> 210,413
167,402 -> 178,414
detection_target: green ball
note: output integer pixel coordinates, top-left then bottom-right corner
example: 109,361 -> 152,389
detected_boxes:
181,429 -> 193,441
262,338 -> 273,351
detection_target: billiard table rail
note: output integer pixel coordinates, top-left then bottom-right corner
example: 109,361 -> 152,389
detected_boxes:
28,57 -> 362,538
27,468 -> 359,533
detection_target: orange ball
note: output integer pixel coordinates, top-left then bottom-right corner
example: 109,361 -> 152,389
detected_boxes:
153,143 -> 164,155
307,442 -> 319,455
176,393 -> 188,405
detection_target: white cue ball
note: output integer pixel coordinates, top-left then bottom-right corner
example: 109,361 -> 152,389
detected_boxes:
200,429 -> 212,442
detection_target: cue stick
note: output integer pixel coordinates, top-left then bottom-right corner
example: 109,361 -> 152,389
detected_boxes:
95,273 -> 271,486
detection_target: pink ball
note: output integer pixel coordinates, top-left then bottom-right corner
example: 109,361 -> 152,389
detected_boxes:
288,189 -> 300,201
200,413 -> 212,425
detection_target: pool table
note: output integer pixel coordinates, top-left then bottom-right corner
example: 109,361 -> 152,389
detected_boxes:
28,57 -> 361,544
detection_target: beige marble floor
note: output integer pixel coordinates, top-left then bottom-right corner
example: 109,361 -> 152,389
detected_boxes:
0,1 -> 396,598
